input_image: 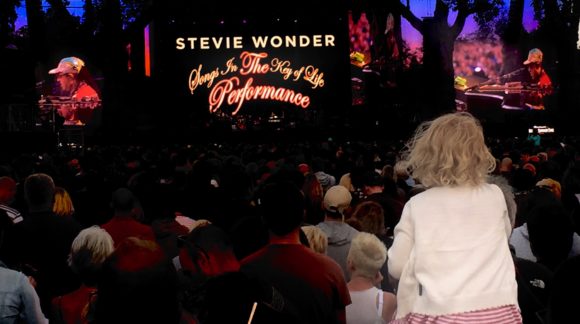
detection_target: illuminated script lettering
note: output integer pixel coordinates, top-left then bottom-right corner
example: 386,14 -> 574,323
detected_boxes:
303,66 -> 325,89
270,58 -> 294,80
187,51 -> 326,115
188,64 -> 220,94
239,52 -> 269,75
209,77 -> 310,115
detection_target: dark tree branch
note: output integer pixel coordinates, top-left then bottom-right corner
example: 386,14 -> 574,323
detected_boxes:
434,0 -> 450,21
451,11 -> 468,38
451,0 -> 474,39
46,0 -> 74,20
397,0 -> 423,33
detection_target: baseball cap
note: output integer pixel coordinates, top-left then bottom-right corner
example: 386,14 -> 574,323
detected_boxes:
523,48 -> 543,65
49,56 -> 85,75
323,185 -> 352,215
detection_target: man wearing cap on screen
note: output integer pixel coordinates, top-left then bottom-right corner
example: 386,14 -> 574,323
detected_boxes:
522,48 -> 552,110
48,57 -> 100,126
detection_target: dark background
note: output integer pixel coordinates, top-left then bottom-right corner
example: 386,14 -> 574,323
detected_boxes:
1,0 -> 579,146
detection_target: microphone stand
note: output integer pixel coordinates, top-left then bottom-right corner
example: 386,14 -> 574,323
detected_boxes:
498,67 -> 526,81
464,67 -> 525,91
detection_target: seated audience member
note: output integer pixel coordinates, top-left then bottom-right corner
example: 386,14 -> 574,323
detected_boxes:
317,185 -> 359,279
349,201 -> 394,293
338,171 -> 358,203
0,213 -> 48,324
302,174 -> 325,225
148,185 -> 190,259
393,162 -> 414,193
17,173 -> 81,316
361,172 -> 403,236
561,161 -> 580,236
53,187 -> 75,218
0,176 -> 23,224
301,225 -> 328,254
0,176 -> 22,267
512,186 -> 558,255
346,233 -> 396,324
350,201 -> 389,244
198,271 -> 300,324
500,157 -> 514,178
51,226 -> 114,324
150,195 -> 190,259
338,173 -> 355,193
389,113 -> 521,322
382,174 -> 406,205
380,165 -> 395,183
241,181 -> 350,323
177,224 -> 239,283
511,188 -> 580,263
176,224 -> 240,315
313,158 -> 336,192
514,257 -> 553,324
101,188 -> 155,247
490,175 -> 552,324
94,237 -> 191,323
229,213 -> 269,261
536,178 -> 561,201
527,204 -> 576,271
547,255 -> 580,324
153,216 -> 190,260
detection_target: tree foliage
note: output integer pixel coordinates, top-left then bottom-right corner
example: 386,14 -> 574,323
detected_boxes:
0,0 -> 21,46
92,0 -> 147,28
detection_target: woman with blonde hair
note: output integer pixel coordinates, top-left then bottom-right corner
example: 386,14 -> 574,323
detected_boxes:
346,232 -> 396,323
53,187 -> 75,217
389,112 -> 522,323
349,201 -> 395,293
301,225 -> 328,254
51,226 -> 114,324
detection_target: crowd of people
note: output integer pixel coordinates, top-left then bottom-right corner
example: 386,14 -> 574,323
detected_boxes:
453,39 -> 504,81
0,112 -> 579,323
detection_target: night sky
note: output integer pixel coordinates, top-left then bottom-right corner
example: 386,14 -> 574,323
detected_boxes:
15,0 -> 539,48
401,0 -> 538,48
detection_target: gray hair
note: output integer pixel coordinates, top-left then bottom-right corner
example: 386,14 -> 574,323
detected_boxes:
69,226 -> 114,285
488,175 -> 517,228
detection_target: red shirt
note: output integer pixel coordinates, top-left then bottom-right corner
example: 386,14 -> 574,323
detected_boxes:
72,82 -> 99,102
101,216 -> 155,247
52,285 -> 96,324
537,69 -> 552,89
241,243 -> 351,323
525,69 -> 552,109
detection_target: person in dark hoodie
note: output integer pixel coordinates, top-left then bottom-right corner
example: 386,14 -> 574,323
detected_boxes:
317,185 -> 359,279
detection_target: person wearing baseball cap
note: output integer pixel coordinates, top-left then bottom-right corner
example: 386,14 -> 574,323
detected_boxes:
317,185 -> 359,279
48,56 -> 100,125
523,48 -> 552,110
49,56 -> 86,75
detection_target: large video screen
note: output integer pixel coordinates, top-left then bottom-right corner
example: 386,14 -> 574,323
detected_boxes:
149,10 -> 350,133
344,0 -> 576,135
